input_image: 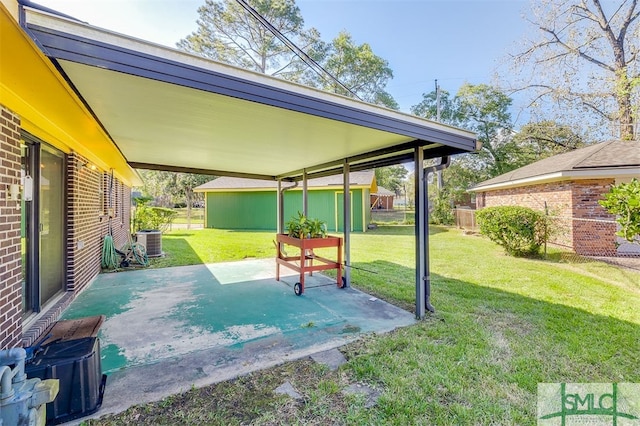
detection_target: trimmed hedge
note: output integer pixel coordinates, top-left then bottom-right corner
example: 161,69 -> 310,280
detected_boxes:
476,206 -> 549,257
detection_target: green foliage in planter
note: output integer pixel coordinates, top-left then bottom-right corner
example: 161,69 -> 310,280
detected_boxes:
476,205 -> 549,257
599,178 -> 640,243
286,212 -> 327,238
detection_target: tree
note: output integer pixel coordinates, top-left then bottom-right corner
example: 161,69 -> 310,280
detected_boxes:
511,120 -> 586,166
410,88 -> 464,126
177,0 -> 323,81
455,83 -> 517,177
318,31 -> 397,108
440,159 -> 485,203
374,165 -> 408,195
137,170 -> 212,229
599,178 -> 640,243
411,84 -> 516,207
413,84 -> 516,180
179,2 -> 398,108
511,0 -> 640,140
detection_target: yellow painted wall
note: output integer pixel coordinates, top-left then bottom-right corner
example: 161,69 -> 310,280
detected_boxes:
0,1 -> 140,186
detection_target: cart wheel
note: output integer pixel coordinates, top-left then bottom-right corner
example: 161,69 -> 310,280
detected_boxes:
294,283 -> 303,296
341,276 -> 347,288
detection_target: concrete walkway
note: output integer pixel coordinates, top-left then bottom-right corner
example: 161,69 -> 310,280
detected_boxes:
62,258 -> 415,420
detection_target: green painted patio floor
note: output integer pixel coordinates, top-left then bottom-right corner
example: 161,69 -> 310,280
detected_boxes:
62,258 -> 415,375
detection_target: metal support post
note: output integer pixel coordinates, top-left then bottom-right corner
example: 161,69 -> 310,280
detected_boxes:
343,161 -> 351,287
302,169 -> 308,216
414,147 -> 426,319
277,179 -> 284,234
423,169 -> 435,313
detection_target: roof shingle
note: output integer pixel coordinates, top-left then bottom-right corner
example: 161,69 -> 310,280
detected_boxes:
473,140 -> 640,190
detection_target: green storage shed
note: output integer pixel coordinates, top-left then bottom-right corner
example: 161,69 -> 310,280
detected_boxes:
195,171 -> 377,232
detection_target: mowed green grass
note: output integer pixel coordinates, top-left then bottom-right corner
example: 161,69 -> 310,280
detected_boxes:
97,226 -> 640,425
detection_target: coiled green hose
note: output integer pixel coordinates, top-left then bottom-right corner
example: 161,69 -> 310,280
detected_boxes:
101,235 -> 119,270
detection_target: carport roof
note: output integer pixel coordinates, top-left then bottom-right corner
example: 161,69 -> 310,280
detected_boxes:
21,4 -> 477,181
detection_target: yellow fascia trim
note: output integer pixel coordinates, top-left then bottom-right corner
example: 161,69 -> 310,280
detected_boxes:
0,3 -> 141,186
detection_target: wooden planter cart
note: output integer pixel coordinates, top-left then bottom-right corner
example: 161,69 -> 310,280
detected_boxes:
275,233 -> 344,296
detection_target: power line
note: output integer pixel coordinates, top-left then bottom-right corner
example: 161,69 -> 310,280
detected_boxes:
234,0 -> 362,101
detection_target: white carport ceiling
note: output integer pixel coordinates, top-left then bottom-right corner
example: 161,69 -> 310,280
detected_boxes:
23,5 -> 477,181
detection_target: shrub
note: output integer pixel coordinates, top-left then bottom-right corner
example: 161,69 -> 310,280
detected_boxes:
599,178 -> 640,243
132,196 -> 177,232
476,206 -> 549,257
134,206 -> 177,232
429,188 -> 455,225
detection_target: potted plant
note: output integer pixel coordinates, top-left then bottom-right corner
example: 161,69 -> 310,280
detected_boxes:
309,218 -> 327,238
285,212 -> 326,239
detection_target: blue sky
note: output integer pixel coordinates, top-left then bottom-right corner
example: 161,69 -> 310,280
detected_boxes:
38,0 -> 531,117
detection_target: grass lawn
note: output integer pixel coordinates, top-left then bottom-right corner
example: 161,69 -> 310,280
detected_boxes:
90,226 -> 640,425
371,208 -> 414,224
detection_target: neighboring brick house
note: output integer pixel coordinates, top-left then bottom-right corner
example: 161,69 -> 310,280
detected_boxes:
0,2 -> 139,349
471,140 -> 640,257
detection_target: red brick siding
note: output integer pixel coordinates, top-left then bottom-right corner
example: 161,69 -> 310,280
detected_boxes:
571,180 -> 614,220
0,106 -> 23,349
570,180 -> 617,256
481,181 -> 573,215
478,179 -> 618,257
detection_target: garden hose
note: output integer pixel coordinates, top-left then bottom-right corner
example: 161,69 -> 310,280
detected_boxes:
131,242 -> 149,267
102,235 -> 119,270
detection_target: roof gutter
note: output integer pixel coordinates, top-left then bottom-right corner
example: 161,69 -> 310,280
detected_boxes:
424,156 -> 451,177
277,180 -> 299,233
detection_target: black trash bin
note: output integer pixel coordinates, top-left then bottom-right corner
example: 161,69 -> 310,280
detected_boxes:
26,337 -> 107,425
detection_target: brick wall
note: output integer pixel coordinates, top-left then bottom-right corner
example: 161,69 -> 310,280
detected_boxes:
67,157 -> 131,294
101,171 -> 131,251
570,179 -> 617,256
480,181 -> 573,215
478,179 -> 619,257
67,152 -> 103,293
0,106 -> 23,349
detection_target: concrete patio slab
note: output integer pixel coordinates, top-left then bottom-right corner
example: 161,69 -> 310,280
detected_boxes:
61,258 -> 415,420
